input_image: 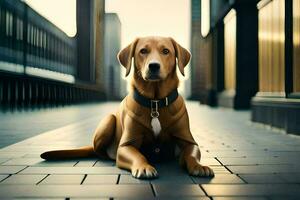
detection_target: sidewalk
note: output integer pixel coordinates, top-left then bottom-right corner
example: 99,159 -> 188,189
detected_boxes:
0,101 -> 299,199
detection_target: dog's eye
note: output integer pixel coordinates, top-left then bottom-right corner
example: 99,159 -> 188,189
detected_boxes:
162,48 -> 169,55
140,48 -> 148,54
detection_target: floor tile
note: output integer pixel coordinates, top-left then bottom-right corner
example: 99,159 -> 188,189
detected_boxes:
115,198 -> 210,200
278,173 -> 300,183
227,165 -> 300,174
240,174 -> 286,183
1,174 -> 46,184
213,197 -> 268,200
202,184 -> 300,196
192,174 -> 244,184
0,158 -> 10,164
83,175 -> 118,184
40,174 -> 84,185
210,166 -> 231,174
20,166 -> 129,175
218,157 -> 297,166
2,158 -> 44,165
0,165 -> 27,174
34,160 -> 78,167
151,175 -> 194,184
153,184 -> 206,197
0,174 -> 9,182
15,198 -> 65,200
268,196 -> 300,200
201,158 -> 221,166
0,185 -> 153,198
93,160 -> 115,167
154,162 -> 189,176
70,198 -> 109,200
75,159 -> 98,167
119,174 -> 151,184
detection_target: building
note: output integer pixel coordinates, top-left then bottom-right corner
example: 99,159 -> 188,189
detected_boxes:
104,13 -> 125,100
0,0 -> 106,108
189,0 -> 202,100
252,0 -> 299,134
191,0 -> 299,134
76,0 -> 105,87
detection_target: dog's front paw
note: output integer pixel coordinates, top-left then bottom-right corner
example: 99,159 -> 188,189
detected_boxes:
187,162 -> 214,177
131,164 -> 158,179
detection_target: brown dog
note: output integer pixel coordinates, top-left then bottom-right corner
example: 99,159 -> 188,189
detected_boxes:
41,36 -> 214,179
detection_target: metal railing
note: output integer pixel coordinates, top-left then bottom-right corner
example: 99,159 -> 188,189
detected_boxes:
0,0 -> 105,109
0,0 -> 76,82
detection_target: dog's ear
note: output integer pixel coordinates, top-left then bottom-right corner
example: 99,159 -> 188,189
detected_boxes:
117,38 -> 139,77
169,38 -> 191,76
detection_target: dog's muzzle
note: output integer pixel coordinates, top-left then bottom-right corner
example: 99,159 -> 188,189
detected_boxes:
147,61 -> 160,80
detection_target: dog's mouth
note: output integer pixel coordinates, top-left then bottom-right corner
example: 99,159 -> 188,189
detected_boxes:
147,74 -> 160,81
144,73 -> 161,81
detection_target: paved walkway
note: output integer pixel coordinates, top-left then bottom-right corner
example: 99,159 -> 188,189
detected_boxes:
0,103 -> 117,148
0,102 -> 299,199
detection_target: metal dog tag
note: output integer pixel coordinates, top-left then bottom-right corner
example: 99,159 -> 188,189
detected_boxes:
151,116 -> 161,137
150,100 -> 161,137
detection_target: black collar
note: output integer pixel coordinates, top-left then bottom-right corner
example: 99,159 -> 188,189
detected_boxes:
133,88 -> 179,109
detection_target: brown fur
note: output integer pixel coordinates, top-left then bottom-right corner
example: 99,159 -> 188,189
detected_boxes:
41,36 -> 214,179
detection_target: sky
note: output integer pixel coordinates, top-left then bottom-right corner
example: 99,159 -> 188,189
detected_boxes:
105,0 -> 190,49
24,0 -> 191,95
24,0 -> 77,37
24,0 -> 190,48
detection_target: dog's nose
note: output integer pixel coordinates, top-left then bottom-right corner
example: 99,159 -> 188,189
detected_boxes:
149,63 -> 160,73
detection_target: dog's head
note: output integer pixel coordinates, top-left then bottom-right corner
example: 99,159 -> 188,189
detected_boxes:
118,36 -> 191,81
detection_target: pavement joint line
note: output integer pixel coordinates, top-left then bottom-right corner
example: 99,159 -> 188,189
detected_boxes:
116,174 -> 121,184
80,174 -> 87,185
190,175 -> 197,184
150,183 -> 156,197
223,165 -> 234,174
73,161 -> 80,167
214,157 -> 223,166
92,160 -> 100,167
15,165 -> 29,174
0,174 -> 11,183
36,174 -> 49,185
236,174 -> 248,184
92,160 -> 98,166
199,184 -> 210,199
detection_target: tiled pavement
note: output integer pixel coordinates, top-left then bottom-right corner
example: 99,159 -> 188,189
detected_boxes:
0,102 -> 299,199
0,103 -> 118,148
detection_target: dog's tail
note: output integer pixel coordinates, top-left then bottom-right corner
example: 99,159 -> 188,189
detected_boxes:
40,146 -> 96,160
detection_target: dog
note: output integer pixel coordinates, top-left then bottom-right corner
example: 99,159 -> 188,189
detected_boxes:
41,36 -> 214,179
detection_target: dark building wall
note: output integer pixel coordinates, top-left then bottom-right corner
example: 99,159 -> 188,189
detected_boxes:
293,0 -> 300,93
76,0 -> 105,89
218,1 -> 259,109
0,0 -> 106,109
76,0 -> 93,82
104,13 -> 123,100
189,0 -> 202,100
198,33 -> 214,105
191,0 -> 258,108
251,0 -> 300,135
190,0 -> 231,106
190,0 -> 222,104
191,0 -> 300,134
94,0 -> 105,87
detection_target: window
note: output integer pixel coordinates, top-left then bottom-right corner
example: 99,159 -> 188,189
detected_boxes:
201,0 -> 210,37
6,11 -> 13,37
224,9 -> 237,91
